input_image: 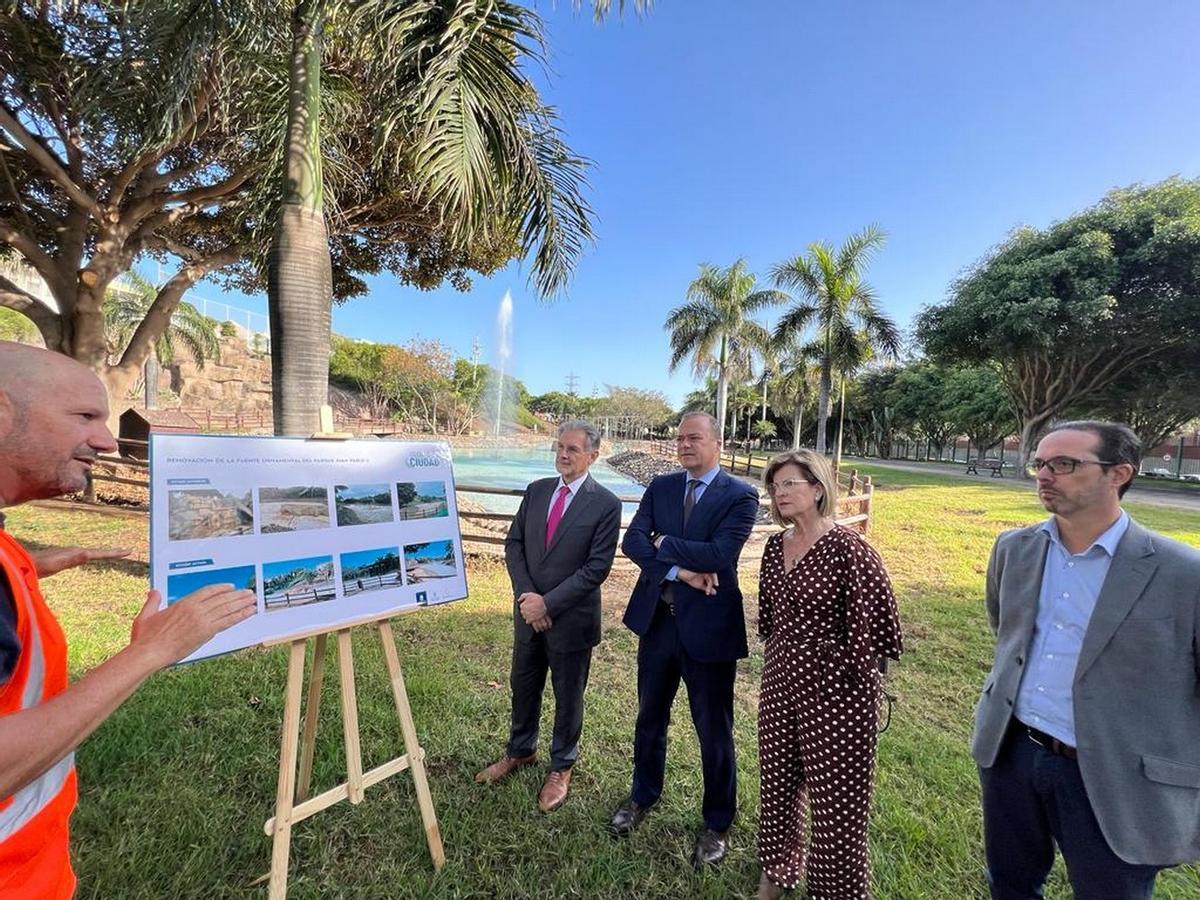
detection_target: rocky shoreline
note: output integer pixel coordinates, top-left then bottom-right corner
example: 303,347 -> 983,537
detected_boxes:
606,450 -> 774,524
605,450 -> 682,486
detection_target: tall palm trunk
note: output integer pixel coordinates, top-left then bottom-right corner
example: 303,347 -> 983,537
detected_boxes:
144,354 -> 159,410
791,399 -> 804,450
815,358 -> 832,454
714,333 -> 729,446
267,0 -> 333,436
833,375 -> 846,470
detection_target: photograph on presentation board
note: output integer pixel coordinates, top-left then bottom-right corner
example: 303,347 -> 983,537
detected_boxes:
168,488 -> 255,541
334,483 -> 395,526
150,433 -> 468,662
396,481 -> 449,520
403,539 -> 458,583
167,564 -> 258,606
257,485 -> 330,533
340,547 -> 403,595
262,555 -> 337,611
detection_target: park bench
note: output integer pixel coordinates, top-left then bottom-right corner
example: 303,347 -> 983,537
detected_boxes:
965,457 -> 1008,477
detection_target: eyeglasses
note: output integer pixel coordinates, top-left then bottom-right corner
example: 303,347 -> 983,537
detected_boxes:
767,477 -> 817,496
1026,456 -> 1119,477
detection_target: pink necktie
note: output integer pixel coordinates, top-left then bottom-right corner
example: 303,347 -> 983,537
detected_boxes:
545,485 -> 571,548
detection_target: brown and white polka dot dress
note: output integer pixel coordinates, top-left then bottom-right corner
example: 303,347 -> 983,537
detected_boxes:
756,525 -> 902,899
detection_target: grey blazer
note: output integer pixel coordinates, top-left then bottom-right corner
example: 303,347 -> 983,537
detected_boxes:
504,474 -> 622,654
971,518 -> 1200,866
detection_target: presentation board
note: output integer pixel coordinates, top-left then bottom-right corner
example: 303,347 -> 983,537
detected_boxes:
149,434 -> 468,662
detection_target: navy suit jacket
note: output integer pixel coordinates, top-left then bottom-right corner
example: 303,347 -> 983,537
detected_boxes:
505,474 -> 622,654
621,468 -> 760,662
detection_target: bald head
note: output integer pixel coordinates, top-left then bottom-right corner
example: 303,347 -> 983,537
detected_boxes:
0,342 -> 116,506
0,341 -> 100,410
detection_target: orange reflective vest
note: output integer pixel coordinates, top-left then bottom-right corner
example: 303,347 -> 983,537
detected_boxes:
0,530 -> 77,899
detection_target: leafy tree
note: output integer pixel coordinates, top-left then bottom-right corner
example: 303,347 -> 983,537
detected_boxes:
680,377 -> 718,418
1072,347 -> 1200,452
854,367 -> 902,458
940,365 -> 1015,458
752,419 -> 777,448
768,344 -> 820,450
772,225 -> 901,453
726,381 -> 761,446
0,1 -> 596,428
665,259 -> 786,445
597,386 -> 674,430
0,1 -> 264,404
529,390 -> 600,419
330,336 -> 391,418
917,178 -> 1200,471
886,361 -> 958,458
395,482 -> 418,507
265,0 -> 597,433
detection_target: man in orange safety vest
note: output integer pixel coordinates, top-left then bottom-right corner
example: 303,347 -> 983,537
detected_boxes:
0,342 -> 255,898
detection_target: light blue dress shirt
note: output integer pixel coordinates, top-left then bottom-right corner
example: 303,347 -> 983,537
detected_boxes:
665,464 -> 721,582
1013,511 -> 1129,746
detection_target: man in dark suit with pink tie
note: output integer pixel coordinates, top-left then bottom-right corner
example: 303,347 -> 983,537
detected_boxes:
475,420 -> 621,812
609,411 -> 760,868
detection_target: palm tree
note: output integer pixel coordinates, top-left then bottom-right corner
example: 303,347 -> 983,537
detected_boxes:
770,342 -> 822,450
771,225 -> 901,454
105,271 -> 220,409
266,0 -> 603,434
665,259 -> 787,446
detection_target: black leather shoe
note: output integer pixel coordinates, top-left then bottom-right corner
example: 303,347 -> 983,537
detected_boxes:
608,798 -> 652,837
692,828 -> 729,868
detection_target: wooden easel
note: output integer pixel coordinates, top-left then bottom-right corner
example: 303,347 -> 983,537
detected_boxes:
262,408 -> 445,898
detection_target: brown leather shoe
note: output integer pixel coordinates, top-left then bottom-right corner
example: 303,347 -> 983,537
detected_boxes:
474,753 -> 537,784
537,768 -> 572,812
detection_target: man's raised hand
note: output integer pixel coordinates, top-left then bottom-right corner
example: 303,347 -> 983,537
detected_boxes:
129,584 -> 256,669
33,546 -> 132,578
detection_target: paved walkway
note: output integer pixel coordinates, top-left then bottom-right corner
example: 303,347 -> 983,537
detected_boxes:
858,458 -> 1200,512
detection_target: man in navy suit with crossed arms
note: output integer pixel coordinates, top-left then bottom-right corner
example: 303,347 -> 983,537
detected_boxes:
609,411 -> 760,867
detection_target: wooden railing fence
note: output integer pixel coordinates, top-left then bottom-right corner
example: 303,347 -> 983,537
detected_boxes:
71,444 -> 874,565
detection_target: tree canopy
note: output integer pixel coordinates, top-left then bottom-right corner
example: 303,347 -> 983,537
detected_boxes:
0,0 -> 594,410
917,178 -> 1200,465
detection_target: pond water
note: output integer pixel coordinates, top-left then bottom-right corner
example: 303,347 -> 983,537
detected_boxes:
449,446 -> 645,516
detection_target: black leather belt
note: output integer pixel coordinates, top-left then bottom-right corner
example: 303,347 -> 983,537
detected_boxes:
1016,721 -> 1077,760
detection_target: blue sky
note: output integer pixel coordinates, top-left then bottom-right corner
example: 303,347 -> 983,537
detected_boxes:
166,564 -> 256,604
192,1 -> 1200,406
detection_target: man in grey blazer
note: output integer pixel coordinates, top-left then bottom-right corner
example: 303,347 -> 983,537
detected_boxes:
475,420 -> 622,812
972,420 -> 1200,899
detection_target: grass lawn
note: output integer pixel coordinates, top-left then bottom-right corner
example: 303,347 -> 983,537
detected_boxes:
9,467 -> 1200,899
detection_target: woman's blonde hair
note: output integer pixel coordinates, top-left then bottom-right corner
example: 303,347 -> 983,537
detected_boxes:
762,449 -> 837,524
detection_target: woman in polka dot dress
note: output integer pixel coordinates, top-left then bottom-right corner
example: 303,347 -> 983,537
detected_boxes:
755,450 -> 902,900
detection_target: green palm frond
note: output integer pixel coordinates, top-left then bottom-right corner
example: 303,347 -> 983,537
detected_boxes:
772,225 -> 900,368
773,301 -> 818,344
664,300 -> 720,372
584,0 -> 654,22
347,0 -> 593,298
104,270 -> 220,368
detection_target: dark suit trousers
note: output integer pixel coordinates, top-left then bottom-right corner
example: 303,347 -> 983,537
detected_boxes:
631,602 -> 737,832
507,633 -> 593,771
980,723 -> 1159,900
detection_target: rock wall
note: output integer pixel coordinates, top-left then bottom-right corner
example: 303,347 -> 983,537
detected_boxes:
158,335 -> 273,415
